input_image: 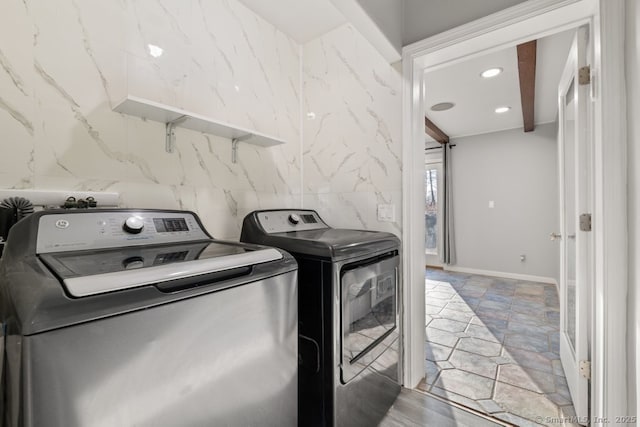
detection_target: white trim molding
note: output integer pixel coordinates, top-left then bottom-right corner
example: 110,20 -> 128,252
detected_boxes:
442,265 -> 558,286
401,0 -> 628,422
401,28 -> 426,388
592,0 -> 628,422
403,0 -> 591,73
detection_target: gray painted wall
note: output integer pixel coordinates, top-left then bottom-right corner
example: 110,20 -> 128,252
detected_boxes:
402,0 -> 528,46
626,0 -> 639,417
354,0 -> 529,56
450,123 -> 559,279
356,0 -> 403,53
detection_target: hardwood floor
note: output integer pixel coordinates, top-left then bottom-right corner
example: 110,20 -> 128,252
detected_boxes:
379,388 -> 507,426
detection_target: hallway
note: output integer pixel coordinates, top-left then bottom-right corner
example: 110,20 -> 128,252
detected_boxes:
419,269 -> 577,426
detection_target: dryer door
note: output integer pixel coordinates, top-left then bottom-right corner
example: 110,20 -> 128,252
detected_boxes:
340,253 -> 398,383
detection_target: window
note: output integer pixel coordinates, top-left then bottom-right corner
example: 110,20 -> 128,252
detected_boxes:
425,167 -> 438,254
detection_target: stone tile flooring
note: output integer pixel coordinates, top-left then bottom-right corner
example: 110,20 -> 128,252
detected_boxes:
419,269 -> 577,427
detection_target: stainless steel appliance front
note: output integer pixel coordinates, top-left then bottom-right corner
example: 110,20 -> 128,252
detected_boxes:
23,272 -> 297,427
0,209 -> 298,427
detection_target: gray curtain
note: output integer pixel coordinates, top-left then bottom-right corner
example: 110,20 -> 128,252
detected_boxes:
440,144 -> 456,264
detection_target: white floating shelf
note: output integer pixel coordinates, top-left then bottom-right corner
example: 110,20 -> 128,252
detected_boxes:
113,96 -> 285,161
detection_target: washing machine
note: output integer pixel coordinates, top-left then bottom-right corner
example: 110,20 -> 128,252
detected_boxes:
0,209 -> 298,427
240,209 -> 400,427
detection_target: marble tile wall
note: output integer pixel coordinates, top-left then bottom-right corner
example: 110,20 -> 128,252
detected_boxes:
302,24 -> 402,236
0,0 -> 301,239
1,3 -> 403,240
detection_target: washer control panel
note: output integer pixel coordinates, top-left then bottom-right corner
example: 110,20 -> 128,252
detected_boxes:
36,211 -> 209,254
256,210 -> 327,234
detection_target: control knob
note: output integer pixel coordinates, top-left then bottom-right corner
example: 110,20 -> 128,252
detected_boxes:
123,216 -> 144,234
288,214 -> 300,225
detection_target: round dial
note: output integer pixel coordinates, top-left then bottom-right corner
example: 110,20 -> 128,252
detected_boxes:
288,214 -> 300,225
123,216 -> 144,234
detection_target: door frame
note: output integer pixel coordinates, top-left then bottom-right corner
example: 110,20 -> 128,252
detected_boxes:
401,0 -> 628,423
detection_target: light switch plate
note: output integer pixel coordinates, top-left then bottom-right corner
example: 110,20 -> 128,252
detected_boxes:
377,204 -> 395,222
488,201 -> 495,208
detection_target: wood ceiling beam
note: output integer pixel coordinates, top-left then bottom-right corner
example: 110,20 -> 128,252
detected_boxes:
424,116 -> 449,144
517,40 -> 537,132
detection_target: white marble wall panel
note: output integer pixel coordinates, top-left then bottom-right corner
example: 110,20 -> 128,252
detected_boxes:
304,191 -> 402,237
303,24 -> 402,235
0,0 -> 301,240
118,0 -> 301,145
0,0 -> 36,188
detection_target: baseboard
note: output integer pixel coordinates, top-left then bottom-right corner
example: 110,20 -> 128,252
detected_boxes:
442,265 -> 558,286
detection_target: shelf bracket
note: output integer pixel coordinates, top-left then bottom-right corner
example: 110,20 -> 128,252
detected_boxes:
231,134 -> 253,163
165,115 -> 189,153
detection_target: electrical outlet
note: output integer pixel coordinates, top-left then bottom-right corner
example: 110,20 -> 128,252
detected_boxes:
488,200 -> 495,208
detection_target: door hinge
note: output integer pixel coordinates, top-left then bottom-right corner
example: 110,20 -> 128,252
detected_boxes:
579,66 -> 591,85
579,213 -> 592,232
580,360 -> 591,380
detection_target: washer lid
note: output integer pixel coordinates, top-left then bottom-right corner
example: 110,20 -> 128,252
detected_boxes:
241,209 -> 401,260
255,228 -> 400,260
40,241 -> 282,297
271,228 -> 391,245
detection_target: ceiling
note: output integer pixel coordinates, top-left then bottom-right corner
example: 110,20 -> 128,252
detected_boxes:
235,1 -> 575,143
402,0 -> 528,46
424,29 -> 575,143
236,0 -> 346,44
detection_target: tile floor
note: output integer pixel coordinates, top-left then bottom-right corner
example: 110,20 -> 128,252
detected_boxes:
419,269 -> 577,427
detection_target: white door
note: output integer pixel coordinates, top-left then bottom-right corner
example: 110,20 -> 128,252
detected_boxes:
425,153 -> 443,267
557,26 -> 590,423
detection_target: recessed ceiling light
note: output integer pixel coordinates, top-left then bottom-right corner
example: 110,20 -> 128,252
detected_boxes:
430,102 -> 455,111
495,106 -> 511,114
147,44 -> 164,58
481,67 -> 503,78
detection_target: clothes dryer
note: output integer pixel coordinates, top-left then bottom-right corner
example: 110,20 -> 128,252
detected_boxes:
241,209 -> 400,427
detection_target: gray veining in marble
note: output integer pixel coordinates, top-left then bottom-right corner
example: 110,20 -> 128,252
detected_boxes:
0,49 -> 28,96
0,96 -> 33,134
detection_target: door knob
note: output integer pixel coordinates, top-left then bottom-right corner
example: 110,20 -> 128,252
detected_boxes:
550,232 -> 562,241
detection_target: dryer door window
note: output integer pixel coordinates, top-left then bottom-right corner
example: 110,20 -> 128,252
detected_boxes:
340,254 -> 398,383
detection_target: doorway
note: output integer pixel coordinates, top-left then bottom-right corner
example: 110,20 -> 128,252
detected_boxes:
418,25 -> 581,423
401,0 -> 628,422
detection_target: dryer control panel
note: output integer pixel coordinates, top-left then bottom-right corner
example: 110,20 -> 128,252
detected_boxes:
36,211 -> 209,254
256,210 -> 328,234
